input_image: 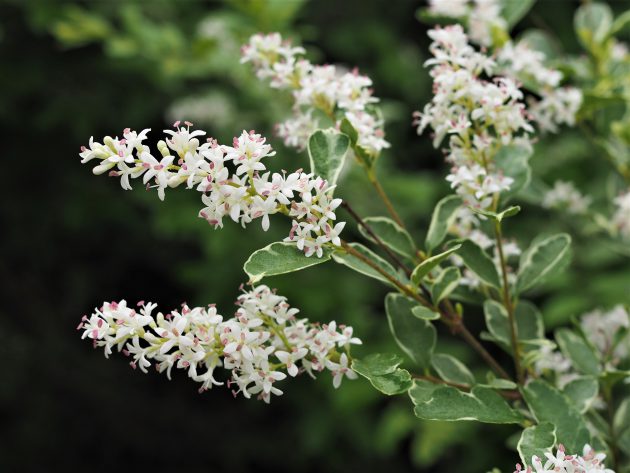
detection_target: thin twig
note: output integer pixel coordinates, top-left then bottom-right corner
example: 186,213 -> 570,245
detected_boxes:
367,171 -> 406,228
341,201 -> 412,278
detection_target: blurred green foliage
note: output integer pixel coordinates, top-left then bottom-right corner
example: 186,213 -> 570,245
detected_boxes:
2,0 -> 629,472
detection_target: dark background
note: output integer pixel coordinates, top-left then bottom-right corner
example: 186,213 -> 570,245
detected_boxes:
1,1 -> 629,472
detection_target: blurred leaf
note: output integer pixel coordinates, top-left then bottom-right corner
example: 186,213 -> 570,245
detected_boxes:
501,0 -> 536,29
516,234 -> 572,293
574,2 -> 613,50
562,376 -> 599,413
431,266 -> 460,304
495,145 -> 532,201
555,329 -> 600,376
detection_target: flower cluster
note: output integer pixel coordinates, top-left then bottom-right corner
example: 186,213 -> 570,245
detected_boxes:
514,444 -> 614,473
79,124 -> 345,257
542,181 -> 591,215
241,33 -> 389,156
414,25 -> 532,210
613,190 -> 630,239
78,285 -> 361,402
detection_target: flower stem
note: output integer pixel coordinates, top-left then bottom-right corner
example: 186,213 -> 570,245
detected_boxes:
366,170 -> 406,228
493,219 -> 524,384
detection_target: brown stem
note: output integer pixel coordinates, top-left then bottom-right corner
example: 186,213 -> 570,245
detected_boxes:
367,171 -> 405,228
341,201 -> 412,278
340,240 -> 511,381
494,220 -> 524,384
413,374 -> 521,400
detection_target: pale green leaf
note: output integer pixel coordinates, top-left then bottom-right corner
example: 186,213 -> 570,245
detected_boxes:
522,379 -> 591,453
517,423 -> 556,467
562,376 -> 599,413
332,242 -> 399,287
412,384 -> 524,424
359,216 -> 416,259
453,239 -> 501,289
431,266 -> 460,304
575,2 -> 613,49
352,353 -> 413,396
431,353 -> 475,386
494,144 -> 532,199
483,300 -> 544,353
411,306 -> 441,320
555,329 -> 600,376
307,129 -> 349,187
425,195 -> 461,253
244,242 -> 333,283
516,234 -> 572,293
386,294 -> 436,369
411,245 -> 461,285
501,0 -> 536,28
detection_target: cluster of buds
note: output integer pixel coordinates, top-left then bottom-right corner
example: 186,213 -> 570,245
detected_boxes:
414,25 -> 533,210
241,33 -> 389,156
78,285 -> 361,403
79,124 -> 345,257
514,444 -> 614,473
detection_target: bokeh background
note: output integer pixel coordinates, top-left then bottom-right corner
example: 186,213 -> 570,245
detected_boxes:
2,1 -> 629,472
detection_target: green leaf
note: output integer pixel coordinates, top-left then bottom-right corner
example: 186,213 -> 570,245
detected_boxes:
562,376 -> 599,413
483,300 -> 544,353
386,294 -> 436,370
332,242 -> 399,287
494,145 -> 532,199
352,353 -> 403,376
574,2 -> 613,49
307,129 -> 349,187
610,10 -> 630,38
501,0 -> 536,29
614,398 -> 630,457
411,306 -> 441,320
431,266 -> 460,304
516,234 -> 572,293
411,245 -> 461,285
425,195 -> 461,253
431,353 -> 475,386
468,205 -> 521,223
522,379 -> 591,453
555,329 -> 600,376
352,353 -> 413,395
244,242 -> 333,283
411,384 -> 524,424
359,216 -> 416,259
452,239 -> 501,289
484,373 -> 517,390
339,118 -> 358,145
517,423 -> 556,467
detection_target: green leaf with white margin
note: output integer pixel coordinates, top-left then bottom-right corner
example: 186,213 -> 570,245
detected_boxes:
555,329 -> 600,376
352,353 -> 413,396
494,144 -> 532,200
411,244 -> 461,285
431,266 -> 460,304
244,242 -> 333,284
411,306 -> 441,320
574,2 -> 613,49
483,300 -> 544,353
516,234 -> 572,293
358,216 -> 416,259
425,195 -> 461,253
522,379 -> 591,453
431,353 -> 475,386
385,294 -> 436,370
501,0 -> 536,29
332,242 -> 399,287
468,205 -> 521,223
451,239 -> 501,289
410,382 -> 524,424
562,376 -> 599,413
307,128 -> 350,187
517,422 -> 556,467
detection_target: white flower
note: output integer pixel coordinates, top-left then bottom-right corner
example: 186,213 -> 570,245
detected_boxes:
613,190 -> 630,239
516,444 -> 615,473
79,285 -> 361,402
542,181 -> 591,215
